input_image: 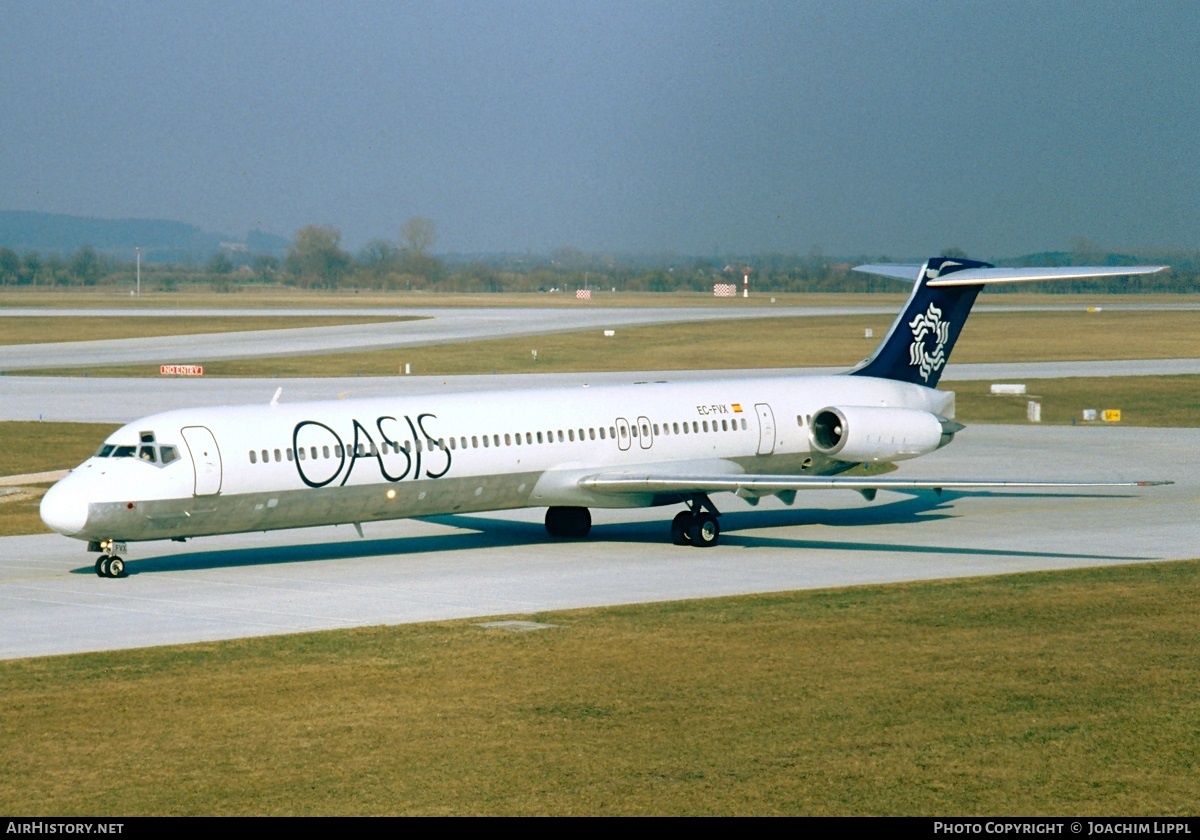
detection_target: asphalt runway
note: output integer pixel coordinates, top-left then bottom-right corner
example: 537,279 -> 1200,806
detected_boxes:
2,424 -> 1196,661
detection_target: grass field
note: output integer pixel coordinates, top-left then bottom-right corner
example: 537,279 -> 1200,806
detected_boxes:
0,422 -> 119,536
0,288 -> 904,310
14,309 -> 1200,378
952,375 -> 1200,427
1,560 -> 1196,815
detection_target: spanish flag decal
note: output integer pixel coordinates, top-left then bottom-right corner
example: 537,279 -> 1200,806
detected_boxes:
731,403 -> 743,413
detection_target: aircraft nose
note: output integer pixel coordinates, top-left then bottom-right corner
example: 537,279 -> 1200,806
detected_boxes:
40,478 -> 90,537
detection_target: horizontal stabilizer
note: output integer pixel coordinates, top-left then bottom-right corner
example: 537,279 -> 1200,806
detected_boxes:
926,264 -> 1168,286
579,473 -> 1172,496
852,263 -> 924,281
854,263 -> 1167,286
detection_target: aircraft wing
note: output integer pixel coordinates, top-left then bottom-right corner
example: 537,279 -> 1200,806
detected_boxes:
578,473 -> 1171,497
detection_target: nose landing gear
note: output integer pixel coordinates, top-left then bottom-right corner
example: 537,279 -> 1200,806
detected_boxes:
91,540 -> 128,578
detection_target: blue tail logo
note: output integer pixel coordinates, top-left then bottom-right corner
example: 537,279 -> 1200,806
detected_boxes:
849,257 -> 991,387
907,301 -> 951,382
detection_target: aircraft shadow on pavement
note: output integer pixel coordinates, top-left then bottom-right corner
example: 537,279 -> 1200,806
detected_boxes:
82,488 -> 1147,575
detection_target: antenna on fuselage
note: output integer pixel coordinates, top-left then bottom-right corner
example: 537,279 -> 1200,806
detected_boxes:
270,387 -> 282,407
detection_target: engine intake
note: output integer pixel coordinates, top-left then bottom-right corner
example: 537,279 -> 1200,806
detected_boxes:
810,406 -> 961,463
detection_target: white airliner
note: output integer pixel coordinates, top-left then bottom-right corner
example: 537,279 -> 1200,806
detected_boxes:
40,257 -> 1171,577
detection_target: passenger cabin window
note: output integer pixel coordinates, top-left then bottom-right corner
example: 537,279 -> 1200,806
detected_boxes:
249,450 -> 257,464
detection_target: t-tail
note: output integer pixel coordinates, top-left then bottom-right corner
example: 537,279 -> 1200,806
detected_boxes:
848,257 -> 989,387
847,257 -> 1169,388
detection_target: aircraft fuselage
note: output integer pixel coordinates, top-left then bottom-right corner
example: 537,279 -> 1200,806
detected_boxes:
41,373 -> 952,544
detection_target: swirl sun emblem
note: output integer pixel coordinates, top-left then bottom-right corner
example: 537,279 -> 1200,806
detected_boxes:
908,303 -> 950,381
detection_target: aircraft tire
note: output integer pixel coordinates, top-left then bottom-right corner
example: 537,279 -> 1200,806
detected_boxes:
95,557 -> 108,577
686,513 -> 720,548
107,557 -> 125,578
670,512 -> 693,545
545,506 -> 591,539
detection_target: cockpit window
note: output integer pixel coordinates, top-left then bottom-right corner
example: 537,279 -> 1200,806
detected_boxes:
95,438 -> 181,466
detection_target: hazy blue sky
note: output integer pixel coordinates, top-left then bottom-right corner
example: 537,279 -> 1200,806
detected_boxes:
3,1 -> 1197,258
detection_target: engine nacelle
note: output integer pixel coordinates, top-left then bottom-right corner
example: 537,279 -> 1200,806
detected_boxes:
809,406 -> 961,463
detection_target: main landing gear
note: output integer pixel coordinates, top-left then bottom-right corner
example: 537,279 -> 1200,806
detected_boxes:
544,495 -> 724,548
545,506 -> 592,538
90,539 -> 127,578
670,494 -> 721,548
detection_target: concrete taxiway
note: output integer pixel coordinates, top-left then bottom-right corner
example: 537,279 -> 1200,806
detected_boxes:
1,425 -> 1195,661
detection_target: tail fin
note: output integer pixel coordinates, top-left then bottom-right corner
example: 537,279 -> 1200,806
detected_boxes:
847,258 -> 1168,387
848,257 -> 990,387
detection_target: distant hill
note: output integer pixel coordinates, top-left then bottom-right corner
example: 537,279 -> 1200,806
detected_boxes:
0,211 -> 289,262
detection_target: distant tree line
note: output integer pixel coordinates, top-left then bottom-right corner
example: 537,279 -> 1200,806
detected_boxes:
1,222 -> 1197,295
